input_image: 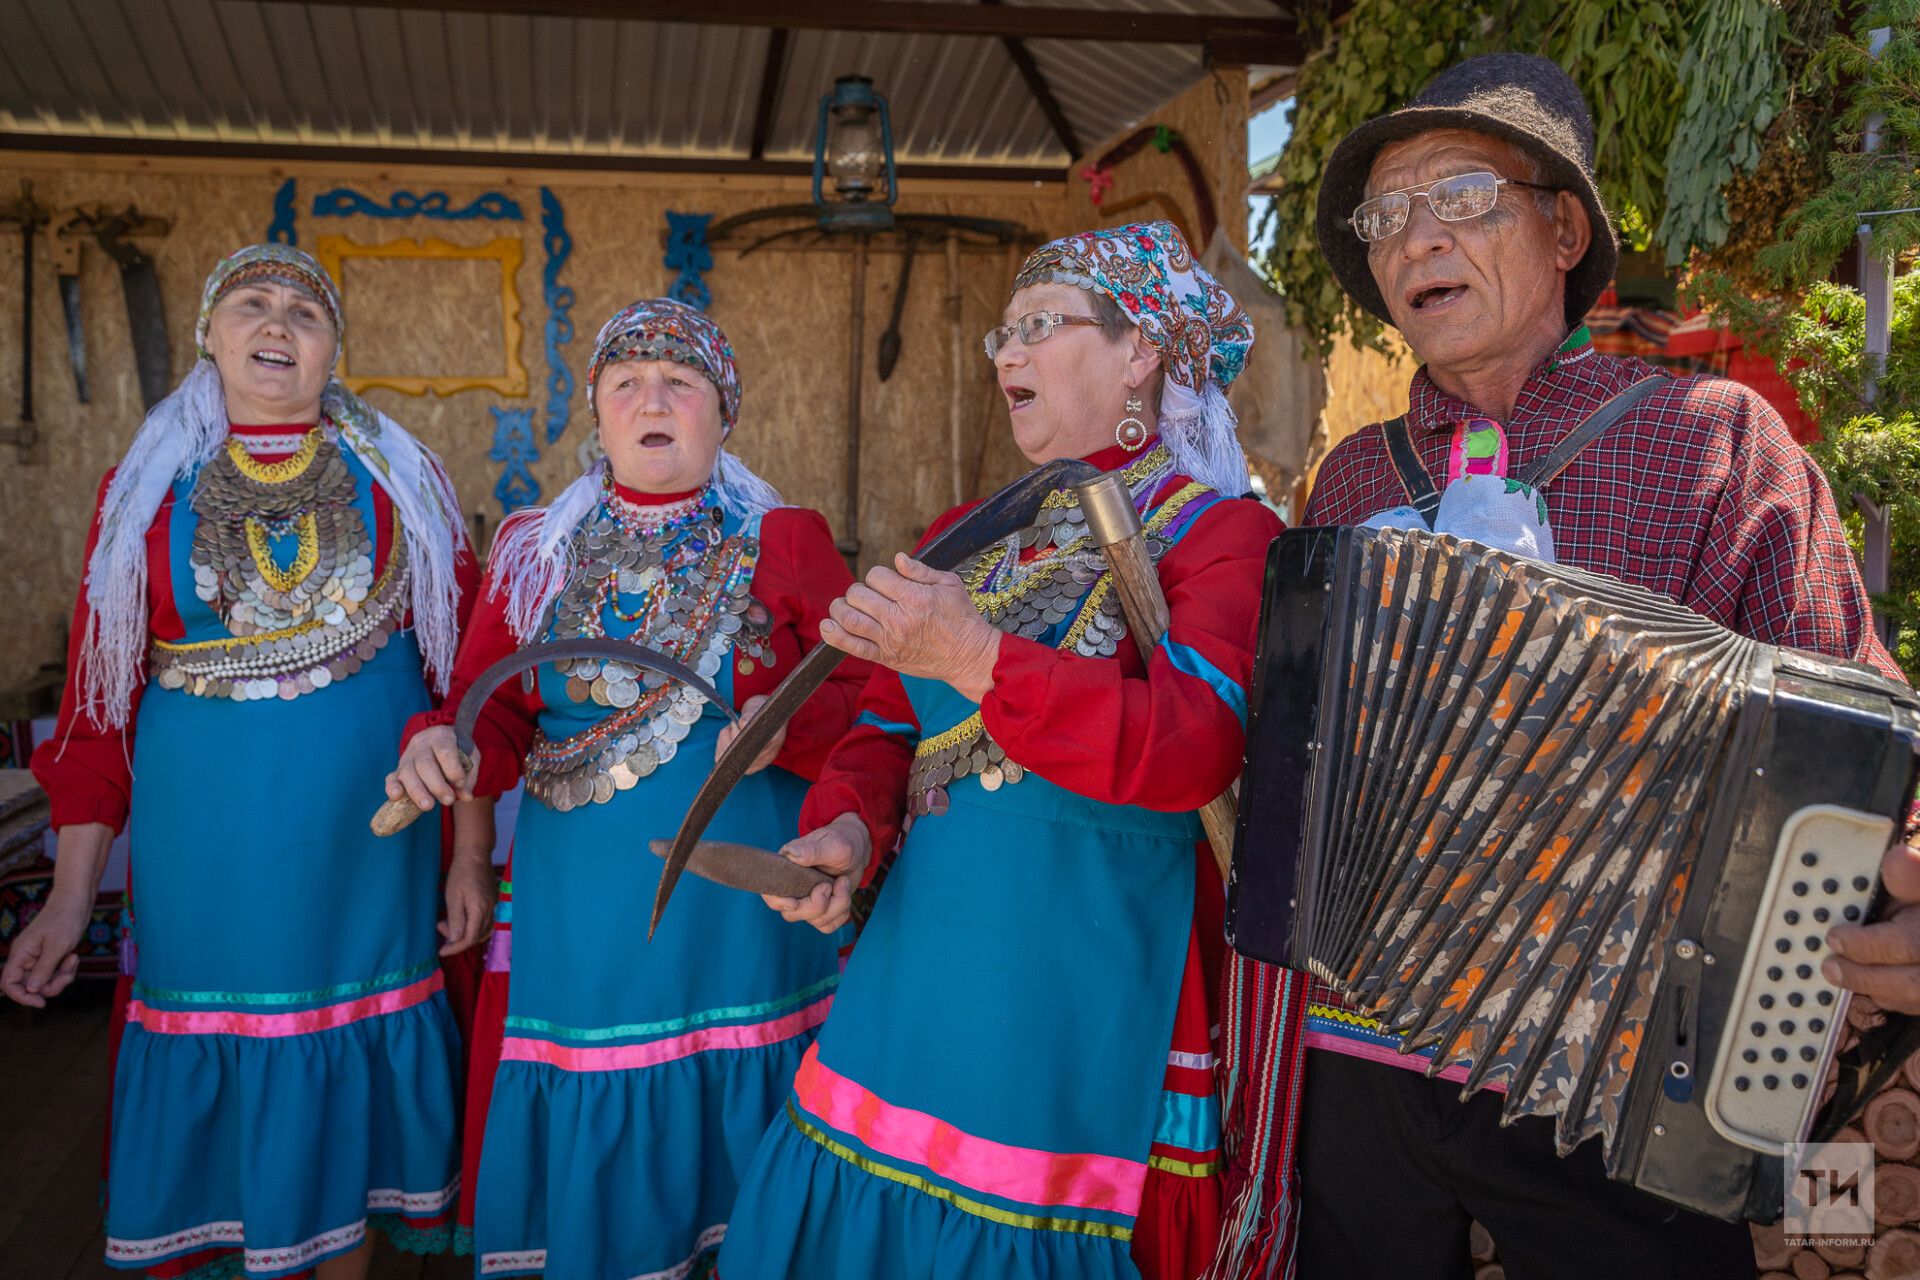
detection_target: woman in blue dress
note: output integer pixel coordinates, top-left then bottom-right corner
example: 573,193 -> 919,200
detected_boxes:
717,221 -> 1282,1280
388,298 -> 866,1280
8,244 -> 487,1280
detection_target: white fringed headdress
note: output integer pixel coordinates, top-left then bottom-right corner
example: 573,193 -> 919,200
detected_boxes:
76,243 -> 465,727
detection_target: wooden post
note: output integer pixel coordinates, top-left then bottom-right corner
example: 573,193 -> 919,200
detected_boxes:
1855,26 -> 1894,648
946,234 -> 965,509
1077,471 -> 1238,880
841,234 -> 868,569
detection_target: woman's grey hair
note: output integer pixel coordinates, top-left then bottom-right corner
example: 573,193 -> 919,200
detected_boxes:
1088,289 -> 1134,340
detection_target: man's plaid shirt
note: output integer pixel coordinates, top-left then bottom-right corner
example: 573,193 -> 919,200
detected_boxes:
1296,330 -> 1903,1075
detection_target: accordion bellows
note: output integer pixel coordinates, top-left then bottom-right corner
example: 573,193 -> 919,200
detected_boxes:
1229,527 -> 1920,1221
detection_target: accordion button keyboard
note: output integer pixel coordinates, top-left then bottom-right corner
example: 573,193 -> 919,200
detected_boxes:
1705,804 -> 1896,1154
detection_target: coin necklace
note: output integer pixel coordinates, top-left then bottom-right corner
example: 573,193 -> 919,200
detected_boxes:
907,451 -> 1211,819
149,424 -> 410,703
524,484 -> 775,812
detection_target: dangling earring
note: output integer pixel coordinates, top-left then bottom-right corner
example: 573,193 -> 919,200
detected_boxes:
1115,390 -> 1148,452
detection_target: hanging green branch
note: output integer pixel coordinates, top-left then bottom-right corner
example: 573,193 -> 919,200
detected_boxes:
1257,0 -> 1488,353
1657,0 -> 1783,265
1259,0 -> 1693,354
1684,0 -> 1920,675
1755,0 -> 1920,287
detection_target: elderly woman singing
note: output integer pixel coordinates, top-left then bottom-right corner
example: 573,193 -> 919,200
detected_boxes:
387,298 -> 867,1280
5,245 -> 482,1280
717,222 -> 1282,1280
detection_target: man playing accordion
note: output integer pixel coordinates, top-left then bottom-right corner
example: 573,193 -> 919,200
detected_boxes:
1215,52 -> 1920,1280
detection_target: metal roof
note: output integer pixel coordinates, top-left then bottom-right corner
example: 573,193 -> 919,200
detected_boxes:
0,0 -> 1292,169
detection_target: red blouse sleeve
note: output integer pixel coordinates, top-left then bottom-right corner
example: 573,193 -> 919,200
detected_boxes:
400,513 -> 541,799
797,663 -> 922,886
794,505 -> 983,876
1692,396 -> 1905,682
980,495 -> 1282,811
742,507 -> 873,781
31,470 -> 180,832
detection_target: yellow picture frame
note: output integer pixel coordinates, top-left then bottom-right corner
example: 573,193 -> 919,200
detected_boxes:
312,234 -> 528,398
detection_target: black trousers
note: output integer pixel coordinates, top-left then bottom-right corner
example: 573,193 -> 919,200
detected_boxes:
1295,1051 -> 1756,1280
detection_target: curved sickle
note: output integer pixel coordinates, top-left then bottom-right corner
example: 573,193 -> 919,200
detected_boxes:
369,638 -> 736,837
649,456 -> 1103,935
647,838 -> 832,900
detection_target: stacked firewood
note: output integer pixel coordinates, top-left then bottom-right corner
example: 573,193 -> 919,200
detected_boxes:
1756,1000 -> 1920,1280
1468,1004 -> 1920,1279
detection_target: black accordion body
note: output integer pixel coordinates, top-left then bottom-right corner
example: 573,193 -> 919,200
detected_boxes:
1227,526 -> 1920,1222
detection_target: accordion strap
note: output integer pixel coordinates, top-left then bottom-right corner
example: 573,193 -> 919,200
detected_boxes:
1513,375 -> 1667,488
1379,375 -> 1667,525
1380,414 -> 1440,525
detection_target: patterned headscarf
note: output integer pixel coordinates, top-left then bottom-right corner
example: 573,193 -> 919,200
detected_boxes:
194,242 -> 344,358
73,245 -> 465,728
490,297 -> 782,643
1013,220 -> 1255,494
588,297 -> 742,432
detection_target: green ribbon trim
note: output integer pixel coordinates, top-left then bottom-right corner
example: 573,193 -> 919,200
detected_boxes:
787,1103 -> 1134,1240
132,959 -> 438,1008
505,972 -> 838,1043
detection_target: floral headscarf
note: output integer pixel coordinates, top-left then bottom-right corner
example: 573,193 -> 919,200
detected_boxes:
1013,220 -> 1255,494
587,297 -> 744,433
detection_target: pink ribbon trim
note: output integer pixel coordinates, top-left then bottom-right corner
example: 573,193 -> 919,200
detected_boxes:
500,996 -> 831,1073
1301,1029 -> 1507,1091
125,971 -> 443,1038
792,1044 -> 1147,1216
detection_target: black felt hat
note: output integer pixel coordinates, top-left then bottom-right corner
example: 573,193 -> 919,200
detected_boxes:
1313,53 -> 1618,328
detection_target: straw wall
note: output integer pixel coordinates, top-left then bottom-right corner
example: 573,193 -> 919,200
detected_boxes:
0,74 -> 1261,694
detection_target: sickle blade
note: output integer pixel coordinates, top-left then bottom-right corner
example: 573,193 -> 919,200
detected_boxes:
369,637 -> 733,838
648,456 -> 1101,935
451,637 -> 737,759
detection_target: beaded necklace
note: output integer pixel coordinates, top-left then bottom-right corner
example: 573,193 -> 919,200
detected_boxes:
152,422 -> 410,702
906,452 -> 1210,819
525,483 -> 775,812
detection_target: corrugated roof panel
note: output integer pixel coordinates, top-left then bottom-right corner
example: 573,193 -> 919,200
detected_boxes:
19,0 -> 118,131
566,15 -> 616,151
64,1 -> 162,134
211,1 -> 301,136
358,8 -> 425,142
2,0 -> 86,129
440,12 -> 493,146
258,3 -> 324,138
297,3 -> 372,138
395,10 -> 458,141
0,0 -> 1297,163
169,0 -> 264,138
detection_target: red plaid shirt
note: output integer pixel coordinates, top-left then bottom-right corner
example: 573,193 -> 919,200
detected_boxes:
1297,330 -> 1903,1066
1304,332 -> 1900,680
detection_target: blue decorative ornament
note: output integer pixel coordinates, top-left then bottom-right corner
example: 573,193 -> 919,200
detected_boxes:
664,212 -> 715,311
267,179 -> 298,246
310,188 -> 526,221
489,406 -> 542,512
540,187 -> 575,445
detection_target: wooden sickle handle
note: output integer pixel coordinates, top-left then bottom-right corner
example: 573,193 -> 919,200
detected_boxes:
368,751 -> 474,837
1078,472 -> 1239,881
370,794 -> 427,838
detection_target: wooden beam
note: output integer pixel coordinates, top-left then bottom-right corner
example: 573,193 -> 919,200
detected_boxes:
294,0 -> 1303,59
0,131 -> 1067,184
980,0 -> 1080,159
748,27 -> 790,161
